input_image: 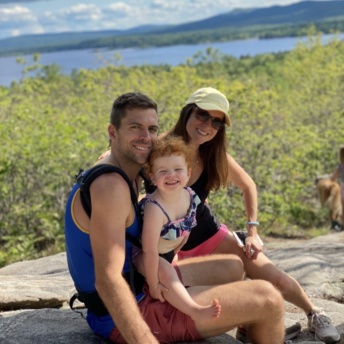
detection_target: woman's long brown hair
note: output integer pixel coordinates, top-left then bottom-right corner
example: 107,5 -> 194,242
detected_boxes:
167,104 -> 229,192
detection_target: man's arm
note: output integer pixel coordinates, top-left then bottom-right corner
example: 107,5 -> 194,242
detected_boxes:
89,173 -> 158,344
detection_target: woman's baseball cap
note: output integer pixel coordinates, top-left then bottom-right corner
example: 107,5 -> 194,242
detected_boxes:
185,87 -> 230,126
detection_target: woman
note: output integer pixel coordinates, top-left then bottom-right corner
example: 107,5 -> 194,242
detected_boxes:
167,87 -> 340,344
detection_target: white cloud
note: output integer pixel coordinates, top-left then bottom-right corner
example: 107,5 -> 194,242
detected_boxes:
100,0 -> 237,29
0,5 -> 36,24
0,5 -> 45,38
58,4 -> 102,22
10,25 -> 43,37
107,2 -> 132,13
34,4 -> 104,34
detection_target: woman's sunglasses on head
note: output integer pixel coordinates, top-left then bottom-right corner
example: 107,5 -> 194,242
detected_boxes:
193,106 -> 225,131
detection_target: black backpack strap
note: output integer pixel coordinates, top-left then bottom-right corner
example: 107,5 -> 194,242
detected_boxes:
69,268 -> 146,317
70,164 -> 145,316
76,164 -> 137,216
69,288 -> 109,317
76,164 -> 142,248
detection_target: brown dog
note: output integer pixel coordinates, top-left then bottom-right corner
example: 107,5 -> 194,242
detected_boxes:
315,177 -> 343,230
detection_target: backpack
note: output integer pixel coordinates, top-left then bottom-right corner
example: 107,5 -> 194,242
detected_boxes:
69,164 -> 145,316
76,164 -> 143,248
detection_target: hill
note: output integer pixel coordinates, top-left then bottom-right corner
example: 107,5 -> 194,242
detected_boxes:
0,1 -> 344,56
0,25 -> 169,51
155,0 -> 344,33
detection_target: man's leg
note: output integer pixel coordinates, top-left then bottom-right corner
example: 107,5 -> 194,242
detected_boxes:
188,280 -> 285,344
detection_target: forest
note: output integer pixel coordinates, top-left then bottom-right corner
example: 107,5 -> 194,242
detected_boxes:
0,33 -> 343,267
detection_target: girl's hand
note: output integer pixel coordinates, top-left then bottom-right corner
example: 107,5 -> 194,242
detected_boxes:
149,282 -> 169,302
244,235 -> 263,260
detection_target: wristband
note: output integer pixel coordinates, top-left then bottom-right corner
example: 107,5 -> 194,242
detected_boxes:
246,221 -> 259,226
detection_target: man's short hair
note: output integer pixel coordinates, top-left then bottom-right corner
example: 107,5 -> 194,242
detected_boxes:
110,92 -> 158,128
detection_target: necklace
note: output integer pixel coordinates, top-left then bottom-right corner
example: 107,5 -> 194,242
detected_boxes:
191,147 -> 200,167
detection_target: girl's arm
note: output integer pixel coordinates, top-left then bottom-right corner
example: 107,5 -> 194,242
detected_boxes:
141,202 -> 167,301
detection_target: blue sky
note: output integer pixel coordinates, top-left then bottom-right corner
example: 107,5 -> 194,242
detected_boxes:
0,0 -> 326,40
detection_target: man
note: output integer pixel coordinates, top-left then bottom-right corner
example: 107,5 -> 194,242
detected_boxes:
65,92 -> 285,343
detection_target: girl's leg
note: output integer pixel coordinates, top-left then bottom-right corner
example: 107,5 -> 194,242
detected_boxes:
158,257 -> 221,322
212,232 -> 315,314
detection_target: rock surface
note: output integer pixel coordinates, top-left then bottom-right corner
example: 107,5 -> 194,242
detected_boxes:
1,231 -> 343,343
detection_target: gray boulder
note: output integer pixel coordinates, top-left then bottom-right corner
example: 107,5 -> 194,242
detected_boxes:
0,232 -> 343,343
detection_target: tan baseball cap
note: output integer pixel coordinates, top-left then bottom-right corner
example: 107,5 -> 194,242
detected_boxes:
185,87 -> 230,126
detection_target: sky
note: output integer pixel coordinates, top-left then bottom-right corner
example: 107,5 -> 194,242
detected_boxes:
0,0 -> 326,40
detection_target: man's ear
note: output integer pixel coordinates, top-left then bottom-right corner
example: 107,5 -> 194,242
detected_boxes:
108,124 -> 116,139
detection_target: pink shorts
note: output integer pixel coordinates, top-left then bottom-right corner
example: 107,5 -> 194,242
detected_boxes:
178,224 -> 228,259
108,266 -> 201,343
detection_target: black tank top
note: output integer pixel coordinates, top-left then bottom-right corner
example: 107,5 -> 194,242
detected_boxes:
181,169 -> 221,251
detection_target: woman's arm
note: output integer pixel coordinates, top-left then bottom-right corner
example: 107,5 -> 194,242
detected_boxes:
226,154 -> 262,258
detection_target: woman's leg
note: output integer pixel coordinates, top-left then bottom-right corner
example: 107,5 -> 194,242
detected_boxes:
177,253 -> 244,287
212,231 -> 314,314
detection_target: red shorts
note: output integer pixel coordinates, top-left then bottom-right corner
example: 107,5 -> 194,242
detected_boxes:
178,224 -> 228,259
108,266 -> 201,343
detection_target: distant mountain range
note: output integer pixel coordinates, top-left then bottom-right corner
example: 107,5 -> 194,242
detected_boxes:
154,0 -> 344,34
1,0 -> 344,56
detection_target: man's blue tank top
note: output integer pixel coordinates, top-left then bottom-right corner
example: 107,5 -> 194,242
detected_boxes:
65,180 -> 143,339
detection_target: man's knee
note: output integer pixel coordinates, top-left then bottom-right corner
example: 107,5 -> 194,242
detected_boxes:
255,280 -> 284,316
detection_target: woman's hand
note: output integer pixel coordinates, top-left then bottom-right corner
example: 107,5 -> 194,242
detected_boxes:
244,235 -> 263,260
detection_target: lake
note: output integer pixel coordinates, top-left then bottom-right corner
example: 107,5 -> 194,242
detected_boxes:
1,33 -> 343,87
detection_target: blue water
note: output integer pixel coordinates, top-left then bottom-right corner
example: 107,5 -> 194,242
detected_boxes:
1,33 -> 343,87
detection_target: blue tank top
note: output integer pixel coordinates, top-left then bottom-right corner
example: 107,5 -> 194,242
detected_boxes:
65,178 -> 144,339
